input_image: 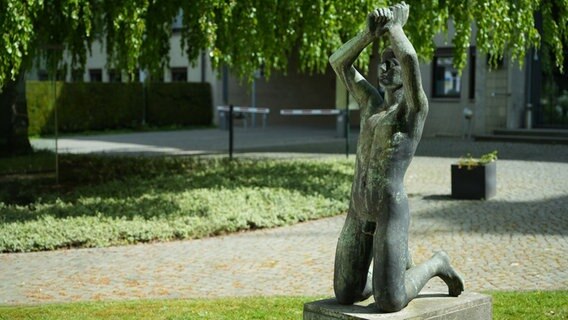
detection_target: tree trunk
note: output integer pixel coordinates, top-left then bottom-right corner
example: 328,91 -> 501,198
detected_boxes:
0,71 -> 32,156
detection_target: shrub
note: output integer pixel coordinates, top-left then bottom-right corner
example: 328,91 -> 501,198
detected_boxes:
26,81 -> 213,135
26,81 -> 143,135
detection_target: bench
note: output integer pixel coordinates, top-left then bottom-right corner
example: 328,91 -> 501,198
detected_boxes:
217,106 -> 270,129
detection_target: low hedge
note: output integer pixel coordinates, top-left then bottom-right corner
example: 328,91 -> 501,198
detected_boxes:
26,81 -> 212,135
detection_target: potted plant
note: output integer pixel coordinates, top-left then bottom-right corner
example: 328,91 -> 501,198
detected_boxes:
451,151 -> 498,200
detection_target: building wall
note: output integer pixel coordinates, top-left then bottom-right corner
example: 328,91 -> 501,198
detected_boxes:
226,52 -> 339,128
167,35 -> 224,114
507,60 -> 527,129
421,57 -> 478,137
83,41 -> 106,81
475,57 -> 527,133
422,22 -> 479,137
26,24 -> 529,135
224,21 -> 529,137
483,64 -> 509,132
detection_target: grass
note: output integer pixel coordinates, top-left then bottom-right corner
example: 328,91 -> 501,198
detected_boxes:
492,291 -> 568,319
0,296 -> 311,320
0,292 -> 566,319
0,153 -> 353,253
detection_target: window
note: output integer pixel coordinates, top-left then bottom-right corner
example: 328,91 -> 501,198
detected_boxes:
89,69 -> 102,82
539,48 -> 568,126
72,69 -> 84,82
56,69 -> 66,81
38,69 -> 66,81
150,72 -> 164,83
171,67 -> 187,82
432,48 -> 461,98
108,69 -> 122,83
128,68 -> 141,82
38,70 -> 49,81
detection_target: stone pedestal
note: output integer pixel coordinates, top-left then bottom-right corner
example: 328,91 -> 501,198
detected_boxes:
303,292 -> 492,320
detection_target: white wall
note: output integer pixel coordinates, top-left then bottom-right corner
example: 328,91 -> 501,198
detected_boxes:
30,36 -> 222,124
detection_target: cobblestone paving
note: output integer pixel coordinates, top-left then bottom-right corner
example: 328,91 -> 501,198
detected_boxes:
2,137 -> 567,305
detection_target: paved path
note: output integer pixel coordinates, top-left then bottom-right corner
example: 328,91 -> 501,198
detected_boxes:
30,127 -> 348,156
2,128 -> 567,305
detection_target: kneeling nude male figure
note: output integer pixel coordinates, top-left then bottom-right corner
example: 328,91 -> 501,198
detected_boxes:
329,2 -> 464,312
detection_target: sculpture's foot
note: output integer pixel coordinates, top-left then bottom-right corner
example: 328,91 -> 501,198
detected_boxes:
434,251 -> 464,297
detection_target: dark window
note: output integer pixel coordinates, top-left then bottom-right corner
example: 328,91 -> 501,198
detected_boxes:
129,69 -> 141,82
108,69 -> 122,83
432,48 -> 461,98
38,69 -> 66,81
72,69 -> 84,82
56,69 -> 66,81
38,70 -> 49,81
171,67 -> 187,82
539,48 -> 568,127
150,72 -> 164,83
89,69 -> 102,82
469,47 -> 476,100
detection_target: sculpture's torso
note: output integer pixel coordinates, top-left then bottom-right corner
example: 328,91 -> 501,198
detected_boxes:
350,100 -> 418,221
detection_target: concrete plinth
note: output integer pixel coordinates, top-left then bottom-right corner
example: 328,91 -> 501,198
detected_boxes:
303,292 -> 492,320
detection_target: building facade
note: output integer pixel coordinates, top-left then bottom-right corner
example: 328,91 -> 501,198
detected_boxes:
227,23 -> 567,136
28,24 -> 567,137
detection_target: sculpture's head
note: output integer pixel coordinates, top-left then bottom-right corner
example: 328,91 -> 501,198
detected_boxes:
378,48 -> 402,90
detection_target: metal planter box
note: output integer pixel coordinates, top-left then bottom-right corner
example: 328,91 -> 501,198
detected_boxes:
451,161 -> 496,200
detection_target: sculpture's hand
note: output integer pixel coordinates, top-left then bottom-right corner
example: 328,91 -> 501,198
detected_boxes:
367,7 -> 392,38
389,2 -> 409,28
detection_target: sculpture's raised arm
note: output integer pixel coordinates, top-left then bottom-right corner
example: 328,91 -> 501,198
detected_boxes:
383,3 -> 428,116
328,11 -> 389,111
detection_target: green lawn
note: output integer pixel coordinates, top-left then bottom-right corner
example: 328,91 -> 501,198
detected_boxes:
0,292 -> 566,320
492,291 -> 567,319
0,153 -> 353,253
0,296 -> 310,320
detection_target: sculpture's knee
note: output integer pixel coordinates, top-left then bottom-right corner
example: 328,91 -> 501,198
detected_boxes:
335,290 -> 357,305
334,283 -> 368,305
376,294 -> 407,313
334,276 -> 373,305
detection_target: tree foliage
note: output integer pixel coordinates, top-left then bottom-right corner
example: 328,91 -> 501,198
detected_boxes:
0,0 -> 566,88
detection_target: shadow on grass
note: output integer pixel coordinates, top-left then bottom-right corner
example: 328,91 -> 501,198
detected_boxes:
3,154 -> 567,239
0,155 -> 353,223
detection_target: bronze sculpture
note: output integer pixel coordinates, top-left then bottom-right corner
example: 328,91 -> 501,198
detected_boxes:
330,2 -> 464,312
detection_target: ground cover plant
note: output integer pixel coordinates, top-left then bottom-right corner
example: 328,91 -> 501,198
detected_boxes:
0,151 -> 56,176
0,153 -> 353,253
0,291 -> 565,319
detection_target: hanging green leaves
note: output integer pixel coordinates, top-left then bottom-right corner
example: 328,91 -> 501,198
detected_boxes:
0,0 -> 566,88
